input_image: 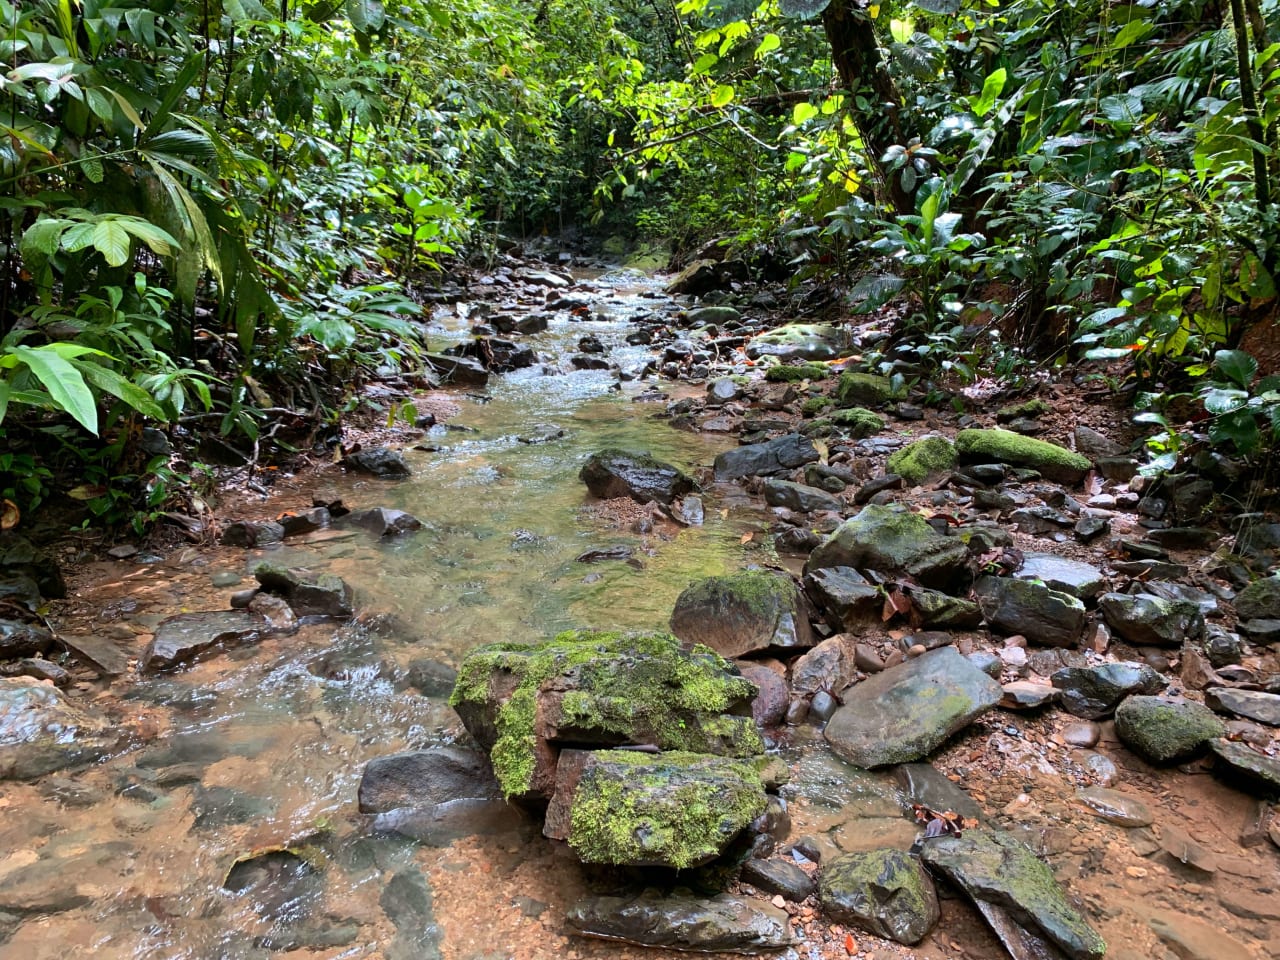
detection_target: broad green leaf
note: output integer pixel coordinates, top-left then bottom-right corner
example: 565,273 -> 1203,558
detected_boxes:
10,346 -> 98,434
1214,349 -> 1258,388
346,0 -> 386,33
119,219 -> 180,256
754,33 -> 781,59
73,361 -> 167,421
92,220 -> 132,266
1202,387 -> 1248,414
1097,94 -> 1143,127
849,274 -> 905,313
973,68 -> 1006,117
890,19 -> 912,44
691,53 -> 718,75
20,219 -> 68,259
710,84 -> 734,108
1210,408 -> 1260,453
792,102 -> 819,126
1112,18 -> 1153,50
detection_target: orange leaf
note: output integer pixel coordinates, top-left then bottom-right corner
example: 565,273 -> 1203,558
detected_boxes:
0,499 -> 18,530
844,932 -> 856,955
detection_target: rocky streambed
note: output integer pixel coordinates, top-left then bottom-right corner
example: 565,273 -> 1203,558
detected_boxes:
1,258 -> 1278,960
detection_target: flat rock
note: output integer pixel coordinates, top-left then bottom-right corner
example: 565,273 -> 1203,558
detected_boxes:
580,448 -> 695,505
347,507 -> 423,537
740,858 -> 815,902
975,576 -> 1086,648
57,633 -> 131,676
714,433 -> 820,481
1098,592 -> 1204,647
1210,738 -> 1280,795
253,563 -> 353,618
143,611 -> 266,670
1206,688 -> 1280,726
566,890 -> 795,954
803,566 -> 881,631
1011,553 -> 1106,601
805,504 -> 970,591
1074,787 -> 1153,826
893,763 -> 985,822
1001,681 -> 1060,711
1050,662 -> 1165,719
819,849 -> 940,945
358,747 -> 502,814
1114,696 -> 1225,765
0,677 -> 113,781
670,571 -> 814,658
762,477 -> 842,514
824,647 -> 1002,768
919,830 -> 1106,960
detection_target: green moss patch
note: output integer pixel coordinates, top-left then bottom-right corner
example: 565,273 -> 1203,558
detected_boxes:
802,396 -> 833,417
766,363 -> 828,382
835,372 -> 905,408
830,407 -> 885,437
887,436 -> 957,484
954,428 -> 1091,483
995,398 -> 1049,422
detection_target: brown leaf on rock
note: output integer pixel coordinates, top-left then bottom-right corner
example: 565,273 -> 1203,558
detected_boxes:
0,499 -> 17,530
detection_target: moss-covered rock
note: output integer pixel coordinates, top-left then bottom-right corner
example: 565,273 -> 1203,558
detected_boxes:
1233,575 -> 1280,620
670,571 -> 815,658
886,436 -> 957,484
829,407 -> 885,438
450,631 -> 762,799
766,363 -> 829,383
996,398 -> 1050,422
819,849 -> 940,945
252,562 -> 353,617
746,323 -> 845,362
801,395 -> 833,417
954,429 -> 1091,484
805,503 -> 969,590
1114,696 -> 1225,765
835,372 -> 906,408
547,749 -> 767,868
566,890 -> 796,952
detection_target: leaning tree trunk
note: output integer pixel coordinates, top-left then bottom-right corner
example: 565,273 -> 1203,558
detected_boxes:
821,1 -> 913,213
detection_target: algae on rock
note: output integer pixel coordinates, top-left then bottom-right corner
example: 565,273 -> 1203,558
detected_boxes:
835,372 -> 906,408
954,429 -> 1091,484
766,363 -> 828,383
886,436 -> 957,484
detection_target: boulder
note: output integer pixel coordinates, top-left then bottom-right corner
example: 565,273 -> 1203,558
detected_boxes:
425,353 -> 489,386
347,507 -> 423,537
449,630 -> 761,799
737,664 -> 788,728
974,576 -> 1086,648
1098,592 -> 1204,647
253,563 -> 354,618
1114,696 -> 1225,764
762,478 -> 842,514
819,849 -> 940,945
1205,688 -> 1280,727
688,306 -> 742,326
579,448 -> 695,505
545,749 -> 767,868
954,429 -> 1091,484
670,571 -> 815,658
567,890 -> 795,954
713,433 -> 820,481
790,636 -> 856,699
1011,554 -> 1106,602
343,446 -> 412,478
805,504 -> 969,591
1209,738 -> 1280,795
0,618 -> 55,659
920,830 -> 1106,960
835,372 -> 905,408
143,610 -> 267,670
1233,575 -> 1280,620
803,567 -> 882,631
886,436 -> 957,485
824,647 -> 1002,767
0,677 -> 113,781
358,747 -> 502,814
1050,662 -> 1165,719
745,323 -> 845,362
665,259 -> 722,296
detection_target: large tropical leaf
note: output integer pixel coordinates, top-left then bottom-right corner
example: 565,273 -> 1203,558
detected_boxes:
73,361 -> 168,421
346,0 -> 386,32
9,345 -> 99,434
91,220 -> 132,266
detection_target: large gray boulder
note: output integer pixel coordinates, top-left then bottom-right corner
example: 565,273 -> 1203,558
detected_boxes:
670,571 -> 815,658
805,504 -> 969,591
567,889 -> 796,954
745,322 -> 845,362
974,576 -> 1086,648
762,477 -> 842,514
714,433 -> 820,481
579,448 -> 695,505
1098,592 -> 1204,647
819,849 -> 940,945
1233,575 -> 1280,620
920,830 -> 1106,960
824,647 -> 1002,767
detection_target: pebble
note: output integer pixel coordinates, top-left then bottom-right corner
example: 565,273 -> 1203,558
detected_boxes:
1062,721 -> 1101,748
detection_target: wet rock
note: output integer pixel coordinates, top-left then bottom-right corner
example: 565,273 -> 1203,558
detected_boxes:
885,436 -> 957,485
545,749 -> 766,868
805,504 -> 969,591
740,858 -> 814,901
670,570 -> 814,658
0,618 -> 54,659
738,664 -> 787,728
219,519 -> 285,548
142,610 -> 267,670
1050,662 -> 1165,719
0,533 -> 66,599
803,567 -> 882,631
579,448 -> 695,505
974,576 -> 1086,648
955,429 -> 1092,485
854,474 -> 905,504
1158,824 -> 1217,873
919,830 -> 1106,960
358,747 -> 501,814
1234,574 -> 1280,620
253,563 -> 354,618
1145,909 -> 1257,960
451,630 -> 761,799
707,378 -> 742,405
666,259 -> 723,295
1115,696 -> 1225,764
1239,617 -> 1280,643
0,677 -> 112,781
11,657 -> 70,686
247,593 -> 298,635
1081,751 -> 1119,786
1098,592 -> 1204,647
405,659 -> 457,697
1010,554 -> 1106,602
910,589 -> 982,629
343,446 -> 412,478
517,423 -> 566,444
347,507 -> 423,537
835,372 -> 906,407
713,433 -> 820,481
191,783 -> 275,828
278,507 -> 330,536
1010,506 -> 1074,536
746,322 -> 845,363
1145,526 -> 1218,551
762,477 -> 842,514
1205,688 -> 1280,726
1210,738 -> 1280,794
1074,787 -> 1153,826
894,763 -> 985,822
1000,681 -> 1060,711
1074,516 -> 1110,542
224,849 -> 324,923
380,867 -> 442,959
688,305 -> 741,326
566,889 -> 795,954
425,352 -> 489,386
1205,626 -> 1244,667
790,636 -> 855,700
575,545 -> 634,564
819,849 -> 940,945
824,647 -> 1002,768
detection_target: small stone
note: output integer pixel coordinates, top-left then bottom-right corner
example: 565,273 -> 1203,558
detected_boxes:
1075,787 -> 1153,826
1061,722 -> 1101,748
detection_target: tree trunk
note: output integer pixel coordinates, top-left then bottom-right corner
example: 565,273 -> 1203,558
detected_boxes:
821,1 -> 912,213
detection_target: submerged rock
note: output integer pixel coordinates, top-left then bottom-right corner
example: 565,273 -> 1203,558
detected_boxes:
954,429 -> 1092,484
0,677 -> 113,781
347,507 -> 423,537
920,830 -> 1106,960
450,630 -> 760,799
358,747 -> 502,814
824,647 -> 1002,768
579,448 -> 695,505
805,504 -> 969,591
253,563 -> 354,618
713,433 -> 820,481
1114,696 -> 1225,765
669,570 -> 815,658
143,610 -> 267,670
567,889 -> 795,954
544,749 -> 767,868
819,848 -> 940,945
1050,662 -> 1165,719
